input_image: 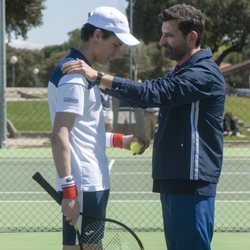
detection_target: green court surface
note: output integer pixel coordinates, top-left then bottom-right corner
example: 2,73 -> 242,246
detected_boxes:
0,145 -> 249,249
0,232 -> 249,250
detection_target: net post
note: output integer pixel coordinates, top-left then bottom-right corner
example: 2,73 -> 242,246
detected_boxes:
0,0 -> 7,148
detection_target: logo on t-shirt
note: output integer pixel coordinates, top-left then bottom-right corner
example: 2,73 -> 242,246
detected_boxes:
64,97 -> 79,103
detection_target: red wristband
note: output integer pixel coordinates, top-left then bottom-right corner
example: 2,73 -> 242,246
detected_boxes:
62,185 -> 78,199
113,133 -> 124,148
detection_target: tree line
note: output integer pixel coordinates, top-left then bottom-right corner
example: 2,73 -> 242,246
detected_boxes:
5,0 -> 250,88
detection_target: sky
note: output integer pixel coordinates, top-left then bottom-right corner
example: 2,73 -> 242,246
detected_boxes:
9,0 -> 128,50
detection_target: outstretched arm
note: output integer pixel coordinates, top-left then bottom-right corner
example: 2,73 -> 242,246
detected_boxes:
106,132 -> 150,155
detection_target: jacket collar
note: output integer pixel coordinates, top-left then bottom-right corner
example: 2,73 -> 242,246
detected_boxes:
172,48 -> 212,74
180,48 -> 212,68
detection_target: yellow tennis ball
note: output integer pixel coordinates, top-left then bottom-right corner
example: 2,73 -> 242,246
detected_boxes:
130,141 -> 143,155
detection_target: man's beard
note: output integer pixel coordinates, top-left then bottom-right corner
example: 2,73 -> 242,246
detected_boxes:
164,44 -> 187,61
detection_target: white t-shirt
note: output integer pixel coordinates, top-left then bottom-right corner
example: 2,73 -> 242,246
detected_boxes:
48,73 -> 110,192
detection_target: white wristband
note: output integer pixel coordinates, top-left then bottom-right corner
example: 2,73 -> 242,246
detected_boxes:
60,175 -> 75,188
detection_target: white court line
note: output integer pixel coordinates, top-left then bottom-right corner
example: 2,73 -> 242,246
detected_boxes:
0,200 -> 159,203
221,172 -> 250,175
111,158 -> 151,160
0,191 -> 153,195
108,159 -> 115,172
113,191 -> 250,195
109,200 -> 250,203
0,192 -> 45,194
216,200 -> 250,203
111,172 -> 250,175
1,200 -> 250,203
218,191 -> 250,194
112,191 -> 152,194
111,172 -> 149,175
1,191 -> 250,195
0,200 -> 56,203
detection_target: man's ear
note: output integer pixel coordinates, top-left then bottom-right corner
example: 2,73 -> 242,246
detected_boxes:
188,30 -> 198,46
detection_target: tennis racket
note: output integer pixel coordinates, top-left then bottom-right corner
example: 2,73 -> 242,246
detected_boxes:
32,172 -> 145,250
32,172 -> 83,250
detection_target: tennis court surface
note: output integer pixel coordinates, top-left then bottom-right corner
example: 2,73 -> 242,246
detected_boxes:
0,144 -> 249,249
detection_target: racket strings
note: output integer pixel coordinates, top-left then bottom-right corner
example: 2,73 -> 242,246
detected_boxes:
31,173 -> 143,250
81,221 -> 142,249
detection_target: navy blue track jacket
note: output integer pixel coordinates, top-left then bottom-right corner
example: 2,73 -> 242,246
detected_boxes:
106,48 -> 226,185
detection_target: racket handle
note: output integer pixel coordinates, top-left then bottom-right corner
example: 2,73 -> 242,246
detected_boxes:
32,172 -> 83,250
32,172 -> 62,205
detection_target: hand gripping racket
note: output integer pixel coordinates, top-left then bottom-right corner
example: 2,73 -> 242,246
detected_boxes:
32,172 -> 145,250
32,172 -> 83,249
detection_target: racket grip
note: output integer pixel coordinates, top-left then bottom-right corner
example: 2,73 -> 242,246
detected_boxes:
32,172 -> 83,250
32,172 -> 62,205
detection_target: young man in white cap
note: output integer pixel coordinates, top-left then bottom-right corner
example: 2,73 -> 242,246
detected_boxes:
47,6 -> 147,250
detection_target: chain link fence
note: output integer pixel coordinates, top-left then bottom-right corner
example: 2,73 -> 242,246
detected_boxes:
0,87 -> 249,233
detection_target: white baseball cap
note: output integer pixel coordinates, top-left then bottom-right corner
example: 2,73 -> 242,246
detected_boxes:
87,6 -> 140,46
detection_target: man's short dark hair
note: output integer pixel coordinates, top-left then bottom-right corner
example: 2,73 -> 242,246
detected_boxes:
158,4 -> 205,47
81,23 -> 115,41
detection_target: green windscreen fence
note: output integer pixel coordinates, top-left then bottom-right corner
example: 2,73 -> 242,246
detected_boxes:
0,88 -> 249,233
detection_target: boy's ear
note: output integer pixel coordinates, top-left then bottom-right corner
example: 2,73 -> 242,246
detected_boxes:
93,29 -> 102,41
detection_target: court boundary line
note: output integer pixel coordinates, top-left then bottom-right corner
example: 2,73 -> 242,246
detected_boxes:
1,191 -> 250,194
1,200 -> 250,203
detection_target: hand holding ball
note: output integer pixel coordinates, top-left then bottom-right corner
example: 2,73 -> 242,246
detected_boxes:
130,141 -> 144,155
